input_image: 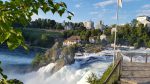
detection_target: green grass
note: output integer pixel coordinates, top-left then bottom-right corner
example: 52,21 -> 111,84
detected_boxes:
87,64 -> 120,84
99,64 -> 113,83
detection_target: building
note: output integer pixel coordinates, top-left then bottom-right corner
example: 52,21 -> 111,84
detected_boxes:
83,20 -> 94,29
64,22 -> 73,30
95,21 -> 105,31
100,34 -> 107,40
136,16 -> 150,28
111,27 -> 117,35
63,36 -> 81,46
89,36 -> 97,43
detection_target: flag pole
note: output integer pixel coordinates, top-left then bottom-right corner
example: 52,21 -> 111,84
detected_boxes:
113,0 -> 120,66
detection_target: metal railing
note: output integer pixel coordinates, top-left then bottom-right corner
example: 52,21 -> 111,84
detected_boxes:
103,52 -> 123,84
129,54 -> 150,63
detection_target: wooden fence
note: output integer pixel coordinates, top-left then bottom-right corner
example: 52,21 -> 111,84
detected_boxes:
103,52 -> 123,84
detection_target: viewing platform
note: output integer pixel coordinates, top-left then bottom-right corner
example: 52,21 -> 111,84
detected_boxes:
103,52 -> 150,84
121,62 -> 150,84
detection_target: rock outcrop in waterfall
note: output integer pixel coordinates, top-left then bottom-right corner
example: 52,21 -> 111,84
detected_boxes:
32,42 -> 76,73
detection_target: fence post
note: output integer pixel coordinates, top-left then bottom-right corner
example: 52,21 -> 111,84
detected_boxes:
130,55 -> 133,63
118,61 -> 121,81
145,54 -> 148,63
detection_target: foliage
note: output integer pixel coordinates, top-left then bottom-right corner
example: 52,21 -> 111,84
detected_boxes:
105,21 -> 150,48
7,79 -> 23,84
87,73 -> 99,84
28,18 -> 57,29
0,62 -> 23,84
63,29 -> 102,42
56,23 -> 64,30
32,53 -> 43,67
22,28 -> 63,48
0,62 -> 7,80
0,0 -> 73,50
0,0 -> 73,83
87,64 -> 115,84
99,65 -> 113,83
0,79 -> 23,84
84,44 -> 102,53
14,18 -> 65,30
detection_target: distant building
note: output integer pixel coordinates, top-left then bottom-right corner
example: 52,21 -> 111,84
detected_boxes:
100,33 -> 108,46
100,34 -> 106,40
100,34 -> 107,40
95,21 -> 105,31
63,36 -> 81,46
64,22 -> 73,30
137,16 -> 150,28
83,20 -> 94,29
89,36 -> 97,43
111,27 -> 117,35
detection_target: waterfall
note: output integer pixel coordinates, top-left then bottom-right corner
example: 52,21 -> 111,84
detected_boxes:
16,52 -> 112,84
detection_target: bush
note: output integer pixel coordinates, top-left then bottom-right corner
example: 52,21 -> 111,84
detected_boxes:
87,65 -> 113,84
32,53 -> 43,67
134,43 -> 139,49
87,73 -> 99,84
0,78 -> 23,84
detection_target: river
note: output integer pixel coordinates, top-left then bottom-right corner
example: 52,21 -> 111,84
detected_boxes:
0,48 -> 113,84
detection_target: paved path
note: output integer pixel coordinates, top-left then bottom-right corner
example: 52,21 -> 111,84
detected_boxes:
121,62 -> 150,84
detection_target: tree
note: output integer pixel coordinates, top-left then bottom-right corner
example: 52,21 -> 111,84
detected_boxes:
0,0 -> 73,83
131,19 -> 138,27
56,23 -> 64,30
0,0 -> 74,50
50,20 -> 57,29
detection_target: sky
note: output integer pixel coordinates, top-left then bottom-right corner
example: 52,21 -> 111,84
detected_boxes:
3,0 -> 150,25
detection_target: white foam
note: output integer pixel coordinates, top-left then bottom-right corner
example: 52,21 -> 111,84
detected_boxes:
8,48 -> 150,84
7,50 -> 113,84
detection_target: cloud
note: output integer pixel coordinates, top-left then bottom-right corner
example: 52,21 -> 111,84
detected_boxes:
142,4 -> 150,9
94,0 -> 114,7
137,10 -> 150,16
94,0 -> 134,8
90,11 -> 99,15
137,4 -> 150,16
75,4 -> 81,8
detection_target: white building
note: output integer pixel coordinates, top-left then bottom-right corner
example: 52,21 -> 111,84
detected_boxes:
63,36 -> 81,46
95,21 -> 105,30
100,34 -> 107,40
83,21 -> 94,29
137,16 -> 150,28
64,22 -> 73,30
111,27 -> 117,35
89,36 -> 97,43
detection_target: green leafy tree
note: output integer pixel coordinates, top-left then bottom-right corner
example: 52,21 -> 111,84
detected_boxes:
131,19 -> 138,27
56,23 -> 64,30
0,0 -> 73,83
0,0 -> 73,50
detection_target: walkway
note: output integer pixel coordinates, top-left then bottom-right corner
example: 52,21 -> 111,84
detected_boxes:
121,62 -> 150,84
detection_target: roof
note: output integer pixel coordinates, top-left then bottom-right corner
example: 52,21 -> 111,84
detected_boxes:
138,15 -> 149,17
64,36 -> 81,42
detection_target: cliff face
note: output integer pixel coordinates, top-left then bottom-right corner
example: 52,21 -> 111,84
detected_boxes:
44,42 -> 61,62
61,46 -> 75,64
44,42 -> 75,73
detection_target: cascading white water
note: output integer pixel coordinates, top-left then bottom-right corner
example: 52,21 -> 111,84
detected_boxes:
3,48 -> 150,84
6,50 -> 112,84
122,48 -> 150,62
